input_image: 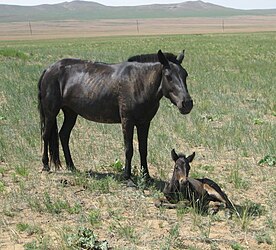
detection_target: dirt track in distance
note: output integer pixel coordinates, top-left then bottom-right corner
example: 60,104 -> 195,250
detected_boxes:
1,15 -> 276,40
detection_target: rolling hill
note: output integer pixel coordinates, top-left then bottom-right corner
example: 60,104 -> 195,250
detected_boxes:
0,0 -> 276,22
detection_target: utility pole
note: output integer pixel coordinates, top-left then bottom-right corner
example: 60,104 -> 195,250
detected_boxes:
29,20 -> 33,35
136,20 -> 139,34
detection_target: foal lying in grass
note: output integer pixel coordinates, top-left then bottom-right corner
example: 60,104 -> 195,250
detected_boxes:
157,149 -> 235,215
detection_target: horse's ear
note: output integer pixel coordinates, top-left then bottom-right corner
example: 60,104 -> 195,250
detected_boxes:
187,152 -> 195,163
171,149 -> 179,161
158,50 -> 170,69
176,50 -> 185,64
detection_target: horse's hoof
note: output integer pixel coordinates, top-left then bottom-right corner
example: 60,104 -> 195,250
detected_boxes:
123,172 -> 131,179
55,166 -> 62,171
144,175 -> 154,185
68,165 -> 78,172
42,165 -> 50,172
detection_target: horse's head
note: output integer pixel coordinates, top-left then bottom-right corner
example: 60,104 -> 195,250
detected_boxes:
170,149 -> 195,186
158,50 -> 193,114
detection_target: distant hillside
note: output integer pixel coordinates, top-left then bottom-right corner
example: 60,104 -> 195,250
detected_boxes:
0,0 -> 276,22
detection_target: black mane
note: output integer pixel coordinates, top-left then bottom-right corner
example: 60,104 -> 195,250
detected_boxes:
128,52 -> 181,65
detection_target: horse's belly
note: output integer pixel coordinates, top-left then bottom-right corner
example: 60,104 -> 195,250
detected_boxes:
65,100 -> 121,123
80,110 -> 121,123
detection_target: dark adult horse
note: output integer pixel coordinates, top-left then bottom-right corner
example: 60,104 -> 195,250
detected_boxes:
38,50 -> 193,181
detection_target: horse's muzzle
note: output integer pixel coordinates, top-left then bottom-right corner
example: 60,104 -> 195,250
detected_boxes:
179,99 -> 193,114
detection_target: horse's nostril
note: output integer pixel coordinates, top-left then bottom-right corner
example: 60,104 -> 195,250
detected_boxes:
183,99 -> 193,109
180,100 -> 193,114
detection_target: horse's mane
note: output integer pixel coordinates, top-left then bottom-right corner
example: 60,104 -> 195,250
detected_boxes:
177,153 -> 186,158
127,52 -> 181,65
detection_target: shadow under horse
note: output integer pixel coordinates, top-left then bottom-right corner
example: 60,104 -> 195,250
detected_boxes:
38,50 -> 193,182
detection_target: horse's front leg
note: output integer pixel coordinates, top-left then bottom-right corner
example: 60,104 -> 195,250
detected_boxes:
121,119 -> 134,180
137,122 -> 151,181
59,108 -> 78,171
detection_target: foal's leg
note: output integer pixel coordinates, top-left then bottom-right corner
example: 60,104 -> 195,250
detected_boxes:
121,119 -> 134,180
59,108 -> 78,171
136,122 -> 151,181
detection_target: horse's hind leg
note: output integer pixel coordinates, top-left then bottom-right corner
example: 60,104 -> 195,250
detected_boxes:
208,201 -> 223,215
41,117 -> 55,171
59,108 -> 78,171
42,131 -> 50,171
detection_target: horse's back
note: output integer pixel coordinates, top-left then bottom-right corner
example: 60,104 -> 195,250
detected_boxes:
39,58 -> 163,123
51,58 -> 90,68
40,58 -> 87,85
40,59 -> 127,123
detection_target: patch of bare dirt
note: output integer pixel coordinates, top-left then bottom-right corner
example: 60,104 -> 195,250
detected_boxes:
1,155 -> 275,249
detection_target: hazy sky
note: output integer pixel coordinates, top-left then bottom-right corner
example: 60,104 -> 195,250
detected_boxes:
0,0 -> 276,10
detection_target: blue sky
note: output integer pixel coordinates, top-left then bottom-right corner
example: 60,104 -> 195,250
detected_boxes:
0,0 -> 276,10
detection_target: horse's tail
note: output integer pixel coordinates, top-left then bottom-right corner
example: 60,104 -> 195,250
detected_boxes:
38,69 -> 61,169
49,118 -> 61,169
38,69 -> 46,141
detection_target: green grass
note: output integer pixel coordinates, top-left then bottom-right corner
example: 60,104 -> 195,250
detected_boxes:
16,222 -> 42,235
65,227 -> 109,250
0,32 -> 275,249
0,48 -> 28,59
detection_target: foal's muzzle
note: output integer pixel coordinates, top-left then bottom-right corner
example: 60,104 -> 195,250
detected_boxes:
179,99 -> 193,114
179,177 -> 188,185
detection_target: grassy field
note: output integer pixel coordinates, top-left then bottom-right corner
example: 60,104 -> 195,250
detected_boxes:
0,32 -> 275,249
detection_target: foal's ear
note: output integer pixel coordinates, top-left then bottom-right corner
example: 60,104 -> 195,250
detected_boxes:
171,149 -> 179,161
187,152 -> 195,163
158,50 -> 170,69
176,50 -> 185,64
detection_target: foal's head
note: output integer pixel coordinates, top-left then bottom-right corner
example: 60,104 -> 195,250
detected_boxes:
170,149 -> 195,186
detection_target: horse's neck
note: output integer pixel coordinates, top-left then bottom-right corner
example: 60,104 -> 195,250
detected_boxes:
138,63 -> 163,101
